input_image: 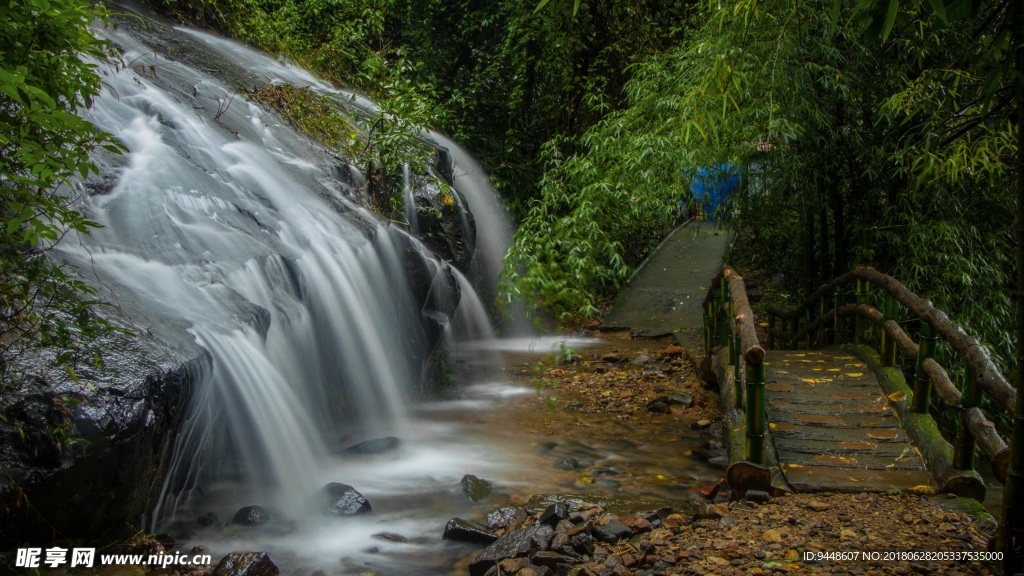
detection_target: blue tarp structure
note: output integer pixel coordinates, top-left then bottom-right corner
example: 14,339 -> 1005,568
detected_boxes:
689,163 -> 742,221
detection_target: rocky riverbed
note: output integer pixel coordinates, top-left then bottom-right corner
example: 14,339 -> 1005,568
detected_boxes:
9,332 -> 1000,576
445,333 -> 1000,576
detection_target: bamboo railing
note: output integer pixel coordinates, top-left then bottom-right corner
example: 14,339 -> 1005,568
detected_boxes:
702,266 -> 768,466
765,266 -> 1014,489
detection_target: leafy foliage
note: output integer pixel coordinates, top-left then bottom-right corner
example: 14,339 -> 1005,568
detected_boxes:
1,0 -> 118,389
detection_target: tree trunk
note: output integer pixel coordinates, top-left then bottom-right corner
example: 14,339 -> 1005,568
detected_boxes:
830,185 -> 847,276
804,206 -> 816,295
819,198 -> 829,283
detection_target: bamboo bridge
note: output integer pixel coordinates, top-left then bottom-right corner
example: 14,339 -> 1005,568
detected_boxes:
603,220 -> 1021,536
702,266 -> 1015,503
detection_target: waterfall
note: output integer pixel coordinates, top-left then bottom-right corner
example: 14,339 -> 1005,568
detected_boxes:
58,19 -> 493,527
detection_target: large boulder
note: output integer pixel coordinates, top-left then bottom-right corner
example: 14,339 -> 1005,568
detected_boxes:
0,314 -> 202,547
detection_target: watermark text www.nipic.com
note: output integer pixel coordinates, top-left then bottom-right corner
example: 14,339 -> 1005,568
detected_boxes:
15,548 -> 213,569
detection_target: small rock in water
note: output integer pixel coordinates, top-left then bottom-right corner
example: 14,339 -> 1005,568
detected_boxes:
469,527 -> 539,576
632,354 -> 654,365
318,482 -> 372,516
646,399 -> 671,414
539,502 -> 569,527
231,505 -> 270,526
554,458 -> 580,470
444,518 -> 499,545
666,391 -> 694,407
745,490 -> 772,504
372,532 -> 408,543
460,474 -> 494,502
488,506 -> 529,530
198,512 -> 219,527
601,352 -> 624,363
339,436 -> 400,456
211,552 -> 279,576
592,517 -> 632,543
532,525 -> 556,549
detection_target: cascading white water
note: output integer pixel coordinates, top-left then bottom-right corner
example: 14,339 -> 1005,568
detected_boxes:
426,133 -> 515,307
57,21 -> 496,535
402,163 -> 420,234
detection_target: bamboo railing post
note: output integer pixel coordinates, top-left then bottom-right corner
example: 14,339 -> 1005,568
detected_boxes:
912,322 -> 938,413
855,279 -> 867,344
954,366 -> 980,471
733,331 -> 743,410
832,291 -> 840,345
805,308 -> 813,350
881,293 -> 897,367
745,360 -> 767,464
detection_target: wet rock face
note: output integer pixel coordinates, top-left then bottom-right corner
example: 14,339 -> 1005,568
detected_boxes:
211,552 -> 280,576
0,316 -> 202,547
407,170 -> 476,273
339,436 -> 400,457
318,482 -> 372,516
232,505 -> 271,526
460,474 -> 494,502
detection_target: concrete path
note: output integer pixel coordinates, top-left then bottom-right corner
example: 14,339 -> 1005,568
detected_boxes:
601,221 -> 730,350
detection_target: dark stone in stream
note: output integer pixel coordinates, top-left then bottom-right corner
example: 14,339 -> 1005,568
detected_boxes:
469,527 -> 539,576
667,391 -> 694,407
372,532 -> 408,543
443,517 -> 499,545
232,505 -> 271,526
532,525 -> 556,549
566,531 -> 595,555
645,399 -> 671,414
459,474 -> 493,502
487,506 -> 528,530
198,512 -> 220,527
0,309 -> 202,547
211,552 -> 280,576
318,482 -> 372,516
592,518 -> 632,543
539,502 -> 569,527
339,436 -> 400,456
554,457 -> 579,470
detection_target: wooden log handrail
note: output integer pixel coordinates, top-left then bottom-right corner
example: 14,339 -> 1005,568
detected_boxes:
766,267 -> 1015,488
766,266 -> 1016,414
703,265 -> 769,468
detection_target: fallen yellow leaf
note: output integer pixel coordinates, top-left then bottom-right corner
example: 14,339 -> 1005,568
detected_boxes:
846,372 -> 864,377
888,391 -> 906,402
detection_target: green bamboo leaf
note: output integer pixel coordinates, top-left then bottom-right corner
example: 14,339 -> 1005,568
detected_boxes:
924,0 -> 946,22
880,0 -> 899,41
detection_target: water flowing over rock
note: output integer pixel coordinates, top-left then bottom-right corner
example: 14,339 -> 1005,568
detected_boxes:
232,505 -> 271,526
317,483 -> 372,516
0,2 -> 498,545
339,436 -> 401,457
212,552 -> 280,576
0,315 -> 201,545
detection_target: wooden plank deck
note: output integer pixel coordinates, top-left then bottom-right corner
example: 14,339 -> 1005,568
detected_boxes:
764,349 -> 935,493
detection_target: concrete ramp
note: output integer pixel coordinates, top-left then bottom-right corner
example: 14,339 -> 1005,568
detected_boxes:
602,222 -> 730,348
